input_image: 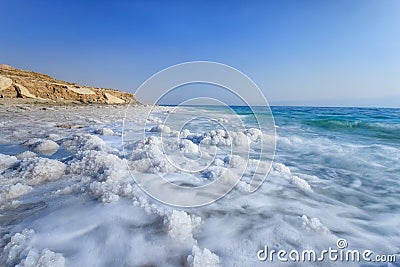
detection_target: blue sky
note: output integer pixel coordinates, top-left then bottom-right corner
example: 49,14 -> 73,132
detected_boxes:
1,0 -> 399,107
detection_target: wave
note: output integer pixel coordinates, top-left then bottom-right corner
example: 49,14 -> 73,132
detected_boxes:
302,119 -> 400,141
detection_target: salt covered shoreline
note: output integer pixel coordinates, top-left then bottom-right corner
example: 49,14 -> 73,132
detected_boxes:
0,103 -> 226,266
0,103 -> 399,266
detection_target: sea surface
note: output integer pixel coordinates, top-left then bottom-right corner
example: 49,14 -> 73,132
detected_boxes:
0,104 -> 399,266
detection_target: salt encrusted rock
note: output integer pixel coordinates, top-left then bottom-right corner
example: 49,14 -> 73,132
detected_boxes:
148,125 -> 171,134
95,128 -> 114,136
4,157 -> 66,185
61,134 -> 107,152
2,229 -> 65,267
187,245 -> 221,267
300,215 -> 330,233
16,151 -> 37,160
167,210 -> 201,243
0,153 -> 17,172
273,163 -> 313,192
179,139 -> 199,154
291,175 -> 313,192
32,140 -> 59,155
68,150 -> 127,181
5,183 -> 32,199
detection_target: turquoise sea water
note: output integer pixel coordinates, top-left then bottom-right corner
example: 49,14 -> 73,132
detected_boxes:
238,105 -> 400,203
271,106 -> 400,142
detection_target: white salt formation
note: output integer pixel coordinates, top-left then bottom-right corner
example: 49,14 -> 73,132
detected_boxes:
167,210 -> 201,243
2,229 -> 65,267
187,245 -> 221,267
95,128 -> 114,136
4,157 -> 66,185
22,139 -> 59,156
16,151 -> 37,160
0,153 -> 17,172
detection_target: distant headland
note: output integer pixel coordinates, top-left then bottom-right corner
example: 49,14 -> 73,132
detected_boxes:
0,64 -> 139,105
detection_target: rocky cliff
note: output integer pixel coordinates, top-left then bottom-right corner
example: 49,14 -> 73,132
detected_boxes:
0,64 -> 138,105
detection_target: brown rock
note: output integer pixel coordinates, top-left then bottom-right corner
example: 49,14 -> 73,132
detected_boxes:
0,64 -> 139,105
0,64 -> 14,70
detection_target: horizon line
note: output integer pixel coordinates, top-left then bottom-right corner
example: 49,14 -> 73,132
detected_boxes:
159,104 -> 400,109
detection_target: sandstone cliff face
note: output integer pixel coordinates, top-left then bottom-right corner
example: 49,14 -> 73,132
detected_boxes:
0,64 -> 138,105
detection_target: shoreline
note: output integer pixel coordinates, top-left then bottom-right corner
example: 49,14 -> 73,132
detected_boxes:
0,97 -> 140,107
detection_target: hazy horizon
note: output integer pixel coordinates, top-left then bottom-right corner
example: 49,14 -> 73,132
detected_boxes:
1,1 -> 399,108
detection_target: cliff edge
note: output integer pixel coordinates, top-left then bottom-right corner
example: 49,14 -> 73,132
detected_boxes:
0,64 -> 139,105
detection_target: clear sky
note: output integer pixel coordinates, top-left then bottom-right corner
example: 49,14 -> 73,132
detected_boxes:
1,0 -> 399,107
